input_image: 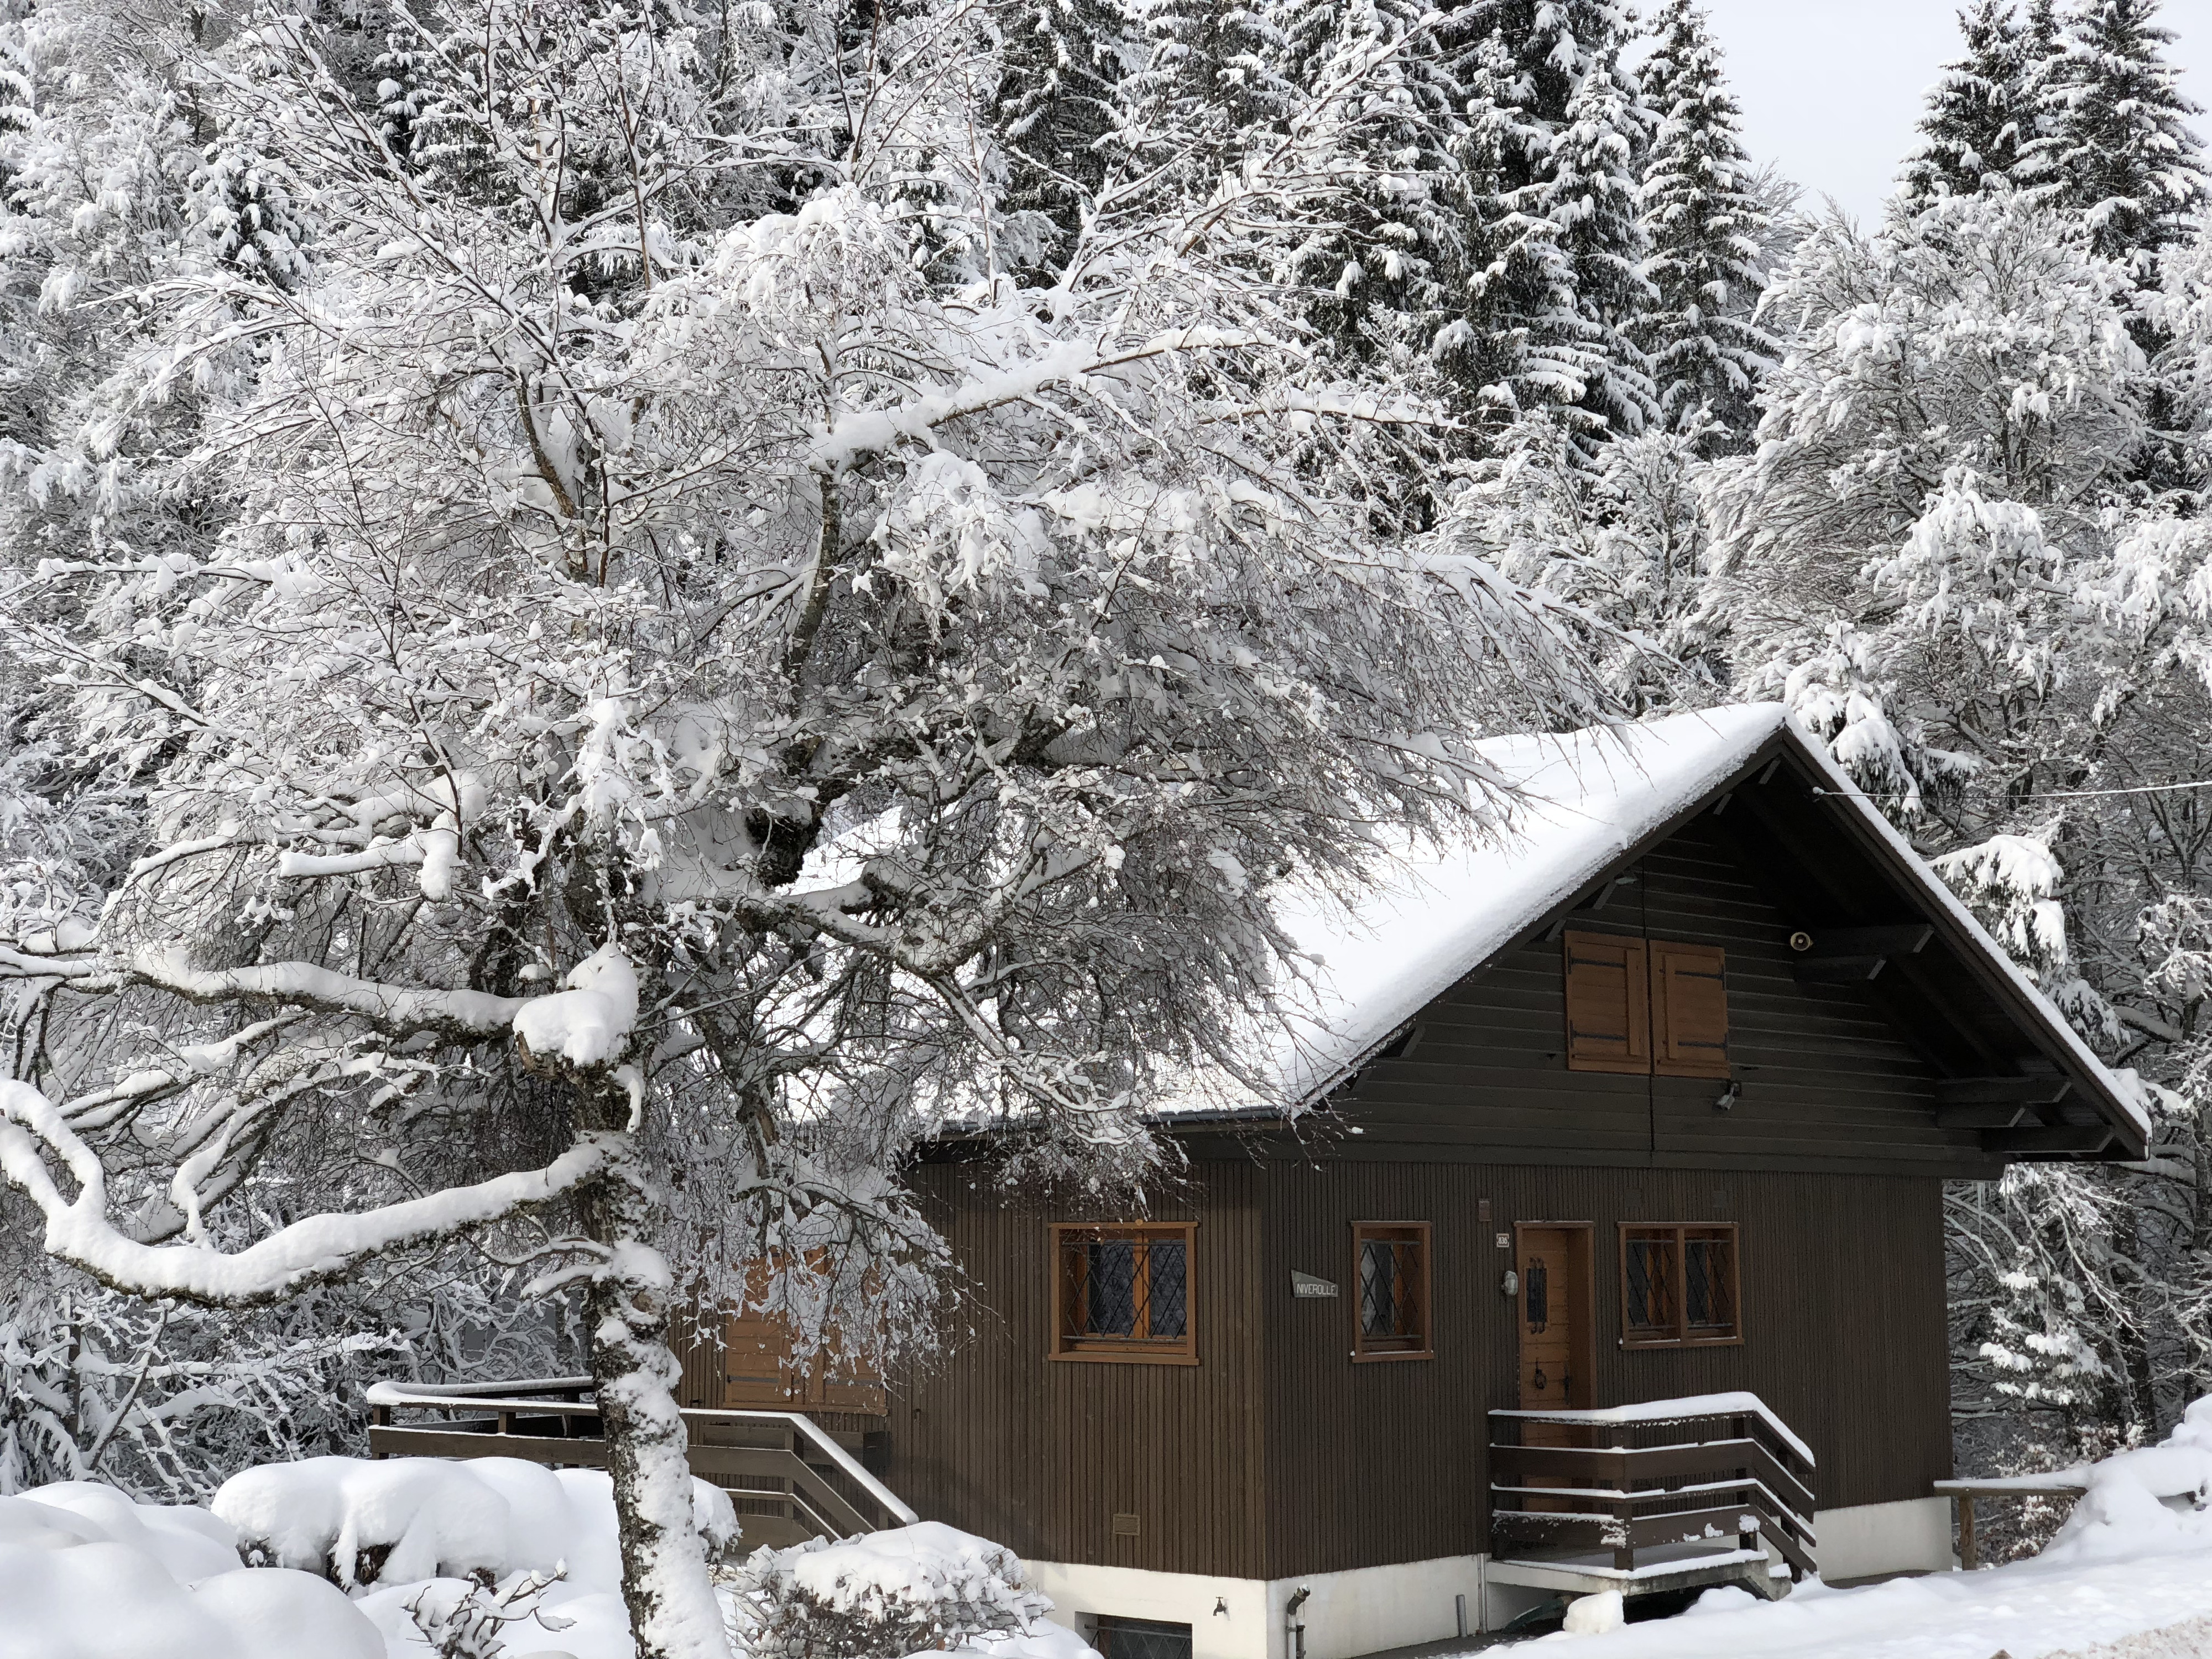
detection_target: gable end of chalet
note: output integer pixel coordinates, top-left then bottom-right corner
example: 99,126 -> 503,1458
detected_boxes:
1308,722 -> 2150,1175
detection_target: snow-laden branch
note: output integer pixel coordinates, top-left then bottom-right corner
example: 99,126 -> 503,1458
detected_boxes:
121,950 -> 524,1036
0,1081 -> 612,1305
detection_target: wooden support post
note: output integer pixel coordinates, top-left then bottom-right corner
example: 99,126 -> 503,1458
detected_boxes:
1733,1416 -> 1755,1556
1958,1495 -> 1976,1571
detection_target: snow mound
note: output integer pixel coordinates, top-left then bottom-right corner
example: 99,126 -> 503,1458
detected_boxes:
512,942 -> 640,1067
2043,1396 -> 2212,1566
1563,1588 -> 1625,1635
0,1486 -> 380,1659
786,1520 -> 1036,1613
214,1455 -> 737,1593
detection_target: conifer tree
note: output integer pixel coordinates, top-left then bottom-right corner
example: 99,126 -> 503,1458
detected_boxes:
1123,0 -> 1290,177
1636,0 -> 1774,439
1269,0 -> 1468,364
994,0 -> 1131,274
1897,0 -> 2032,206
1441,1 -> 1655,445
2022,0 -> 2208,265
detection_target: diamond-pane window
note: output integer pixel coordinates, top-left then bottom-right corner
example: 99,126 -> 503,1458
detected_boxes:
1352,1223 -> 1432,1359
1052,1224 -> 1197,1363
1621,1223 -> 1740,1347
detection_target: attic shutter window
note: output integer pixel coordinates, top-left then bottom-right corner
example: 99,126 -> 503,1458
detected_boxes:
1563,932 -> 1650,1073
1563,932 -> 1728,1078
1651,942 -> 1730,1079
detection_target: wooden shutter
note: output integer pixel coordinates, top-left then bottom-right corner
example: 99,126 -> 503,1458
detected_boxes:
719,1255 -> 888,1413
1651,941 -> 1730,1078
1563,931 -> 1651,1074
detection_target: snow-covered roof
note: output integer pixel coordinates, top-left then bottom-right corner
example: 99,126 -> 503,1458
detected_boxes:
1236,703 -> 2150,1150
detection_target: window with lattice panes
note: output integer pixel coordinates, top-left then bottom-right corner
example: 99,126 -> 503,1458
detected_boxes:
1352,1221 -> 1432,1361
1621,1223 -> 1740,1348
1051,1223 -> 1197,1364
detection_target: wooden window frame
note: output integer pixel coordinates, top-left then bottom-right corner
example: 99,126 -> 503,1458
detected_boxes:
1351,1220 -> 1433,1363
1618,1222 -> 1743,1349
1050,1222 -> 1199,1366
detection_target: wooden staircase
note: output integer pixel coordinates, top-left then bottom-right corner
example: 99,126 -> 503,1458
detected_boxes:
366,1376 -> 915,1548
1485,1395 -> 1818,1601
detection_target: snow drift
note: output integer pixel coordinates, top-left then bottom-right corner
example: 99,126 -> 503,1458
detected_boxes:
0,1483 -> 381,1659
214,1454 -> 739,1592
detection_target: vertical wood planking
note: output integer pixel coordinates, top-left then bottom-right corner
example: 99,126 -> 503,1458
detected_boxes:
1256,1160 -> 1948,1578
884,1161 -> 1267,1578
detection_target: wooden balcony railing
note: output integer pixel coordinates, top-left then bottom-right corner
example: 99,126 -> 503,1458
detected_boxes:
366,1376 -> 915,1546
1489,1395 -> 1818,1588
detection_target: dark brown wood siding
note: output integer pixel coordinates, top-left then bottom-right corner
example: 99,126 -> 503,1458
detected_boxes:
883,1155 -> 1948,1582
884,1161 -> 1269,1578
1334,816 -> 1994,1176
1259,1159 -> 1951,1578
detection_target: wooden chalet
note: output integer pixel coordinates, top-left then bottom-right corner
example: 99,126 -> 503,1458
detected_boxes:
373,705 -> 2150,1659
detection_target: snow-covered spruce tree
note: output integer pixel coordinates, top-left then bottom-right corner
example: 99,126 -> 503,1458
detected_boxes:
1633,0 -> 1773,442
1438,1 -> 1655,447
993,0 -> 1134,274
1710,188 -> 2212,1470
1438,410 -> 1723,705
0,1 -> 1615,1653
1266,0 -> 1468,372
2020,0 -> 2208,267
1896,0 -> 2034,209
1121,0 -> 1291,181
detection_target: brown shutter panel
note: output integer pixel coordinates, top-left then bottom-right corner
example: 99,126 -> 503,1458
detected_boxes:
1652,941 -> 1730,1078
1563,931 -> 1651,1073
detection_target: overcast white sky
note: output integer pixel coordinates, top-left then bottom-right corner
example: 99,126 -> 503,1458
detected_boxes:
1691,0 -> 2212,225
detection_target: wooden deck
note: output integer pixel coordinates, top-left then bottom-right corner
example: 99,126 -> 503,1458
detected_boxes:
366,1376 -> 915,1549
1485,1395 -> 1818,1601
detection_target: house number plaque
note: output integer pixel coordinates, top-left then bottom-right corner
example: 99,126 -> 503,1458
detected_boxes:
1291,1271 -> 1339,1298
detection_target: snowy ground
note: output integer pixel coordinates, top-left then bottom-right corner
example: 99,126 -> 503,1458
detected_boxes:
1520,1394 -> 2212,1657
1539,1537 -> 2212,1657
0,1454 -> 1090,1659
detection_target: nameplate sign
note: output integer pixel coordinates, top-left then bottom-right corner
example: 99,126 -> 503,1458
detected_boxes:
1291,1272 -> 1339,1299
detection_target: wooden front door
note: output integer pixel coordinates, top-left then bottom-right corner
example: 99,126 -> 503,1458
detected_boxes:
1515,1223 -> 1595,1438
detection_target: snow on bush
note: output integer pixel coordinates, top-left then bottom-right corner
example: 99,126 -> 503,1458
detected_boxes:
0,1482 -> 382,1658
215,1455 -> 738,1592
2043,1396 -> 2212,1565
0,1458 -> 1094,1659
727,1521 -> 1079,1659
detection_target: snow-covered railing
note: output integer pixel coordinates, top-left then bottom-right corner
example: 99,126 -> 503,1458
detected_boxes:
1488,1393 -> 1818,1590
365,1375 -> 916,1540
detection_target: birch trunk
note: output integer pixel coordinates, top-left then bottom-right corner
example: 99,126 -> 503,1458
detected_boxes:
582,1131 -> 732,1659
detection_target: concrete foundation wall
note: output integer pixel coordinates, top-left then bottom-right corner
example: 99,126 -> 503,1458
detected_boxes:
1814,1495 -> 1954,1581
1027,1497 -> 1952,1659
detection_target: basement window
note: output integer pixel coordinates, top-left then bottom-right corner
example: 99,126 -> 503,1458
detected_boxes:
1051,1223 -> 1198,1365
1091,1618 -> 1194,1659
1621,1223 -> 1741,1348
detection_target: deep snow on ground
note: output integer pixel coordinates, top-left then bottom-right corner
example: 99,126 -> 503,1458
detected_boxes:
1541,1540 -> 2212,1657
2052,1611 -> 2212,1658
15,1406 -> 2212,1659
0,1483 -> 380,1659
0,1455 -> 1093,1659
